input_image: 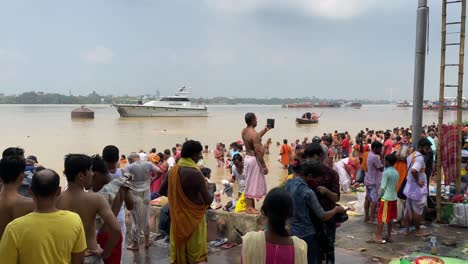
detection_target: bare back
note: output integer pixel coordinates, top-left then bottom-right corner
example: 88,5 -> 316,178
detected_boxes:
56,191 -> 102,251
0,193 -> 34,238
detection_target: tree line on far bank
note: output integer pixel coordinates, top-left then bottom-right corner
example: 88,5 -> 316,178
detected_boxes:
0,91 -> 390,105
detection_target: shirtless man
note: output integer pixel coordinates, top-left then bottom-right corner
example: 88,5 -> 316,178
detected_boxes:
241,112 -> 270,214
57,154 -> 121,264
0,155 -> 35,238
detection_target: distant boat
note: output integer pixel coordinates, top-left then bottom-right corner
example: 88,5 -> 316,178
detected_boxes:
397,101 -> 411,107
313,102 -> 341,108
112,87 -> 208,117
344,102 -> 362,109
282,102 -> 314,108
424,97 -> 468,110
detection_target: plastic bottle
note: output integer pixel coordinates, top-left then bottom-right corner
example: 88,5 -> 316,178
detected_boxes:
430,236 -> 438,255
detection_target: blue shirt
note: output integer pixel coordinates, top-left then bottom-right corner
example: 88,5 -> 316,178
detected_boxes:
284,177 -> 325,238
229,150 -> 240,165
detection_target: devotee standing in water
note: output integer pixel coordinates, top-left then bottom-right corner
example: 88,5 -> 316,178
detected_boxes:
280,139 -> 292,169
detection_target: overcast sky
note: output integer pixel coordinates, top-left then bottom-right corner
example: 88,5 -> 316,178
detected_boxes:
0,0 -> 461,100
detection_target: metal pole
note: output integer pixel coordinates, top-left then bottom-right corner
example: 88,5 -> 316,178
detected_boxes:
436,0 -> 447,223
456,0 -> 466,195
412,0 -> 429,145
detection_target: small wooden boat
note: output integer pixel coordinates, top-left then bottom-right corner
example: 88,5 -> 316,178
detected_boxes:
296,118 -> 319,124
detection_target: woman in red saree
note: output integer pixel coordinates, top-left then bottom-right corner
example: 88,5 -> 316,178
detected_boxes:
151,153 -> 168,193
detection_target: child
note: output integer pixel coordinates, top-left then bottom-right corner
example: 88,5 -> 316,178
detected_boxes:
368,154 -> 399,244
202,145 -> 210,154
242,188 -> 307,264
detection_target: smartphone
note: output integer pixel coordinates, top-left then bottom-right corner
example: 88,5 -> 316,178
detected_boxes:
267,119 -> 275,129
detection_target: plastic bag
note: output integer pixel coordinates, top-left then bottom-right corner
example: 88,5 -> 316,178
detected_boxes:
235,192 -> 246,213
354,192 -> 366,216
450,203 -> 468,227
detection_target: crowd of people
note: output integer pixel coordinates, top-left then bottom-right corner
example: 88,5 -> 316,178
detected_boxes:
0,110 -> 463,264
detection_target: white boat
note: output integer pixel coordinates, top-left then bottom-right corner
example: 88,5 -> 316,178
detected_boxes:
112,87 -> 208,117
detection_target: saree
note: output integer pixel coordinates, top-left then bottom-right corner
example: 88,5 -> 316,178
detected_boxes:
168,158 -> 208,264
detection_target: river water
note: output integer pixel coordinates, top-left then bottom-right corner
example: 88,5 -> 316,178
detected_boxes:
0,104 -> 460,186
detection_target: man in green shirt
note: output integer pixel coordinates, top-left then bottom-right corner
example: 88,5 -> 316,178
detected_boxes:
368,154 -> 399,244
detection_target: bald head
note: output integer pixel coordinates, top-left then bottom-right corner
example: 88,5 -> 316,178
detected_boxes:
31,169 -> 60,198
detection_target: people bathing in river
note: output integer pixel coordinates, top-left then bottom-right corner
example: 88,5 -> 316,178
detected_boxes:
0,122 -> 450,263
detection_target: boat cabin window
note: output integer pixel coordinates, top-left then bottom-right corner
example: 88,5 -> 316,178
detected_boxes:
160,97 -> 190,102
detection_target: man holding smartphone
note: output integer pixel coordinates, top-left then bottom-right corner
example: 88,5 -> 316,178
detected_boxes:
241,112 -> 271,214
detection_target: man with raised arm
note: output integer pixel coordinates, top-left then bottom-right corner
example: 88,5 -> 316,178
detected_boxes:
241,112 -> 270,214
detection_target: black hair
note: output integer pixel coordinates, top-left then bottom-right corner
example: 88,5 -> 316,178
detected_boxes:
164,149 -> 171,155
385,154 -> 398,166
2,147 -> 24,158
201,167 -> 211,178
232,153 -> 243,162
303,143 -> 323,158
102,145 -> 119,163
371,141 -> 383,150
205,145 -> 209,149
157,153 -> 164,161
91,155 -> 108,175
323,135 -> 332,145
31,169 -> 60,198
0,155 -> 26,184
367,138 -> 372,144
300,159 -> 324,178
121,154 -> 126,159
64,154 -> 92,182
245,112 -> 256,126
181,140 -> 203,158
150,148 -> 156,153
356,138 -> 364,152
418,138 -> 432,148
283,139 -> 288,144
261,188 -> 293,237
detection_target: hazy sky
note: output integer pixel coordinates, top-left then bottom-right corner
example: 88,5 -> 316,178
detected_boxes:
0,1 -> 461,99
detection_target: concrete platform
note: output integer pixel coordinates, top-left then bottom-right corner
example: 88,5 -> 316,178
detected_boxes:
125,243 -> 374,264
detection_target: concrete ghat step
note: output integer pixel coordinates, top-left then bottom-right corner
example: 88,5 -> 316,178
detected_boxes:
125,205 -> 266,243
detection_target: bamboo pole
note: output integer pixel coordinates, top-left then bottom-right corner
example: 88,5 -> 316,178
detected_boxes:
456,0 -> 466,195
436,0 -> 447,222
